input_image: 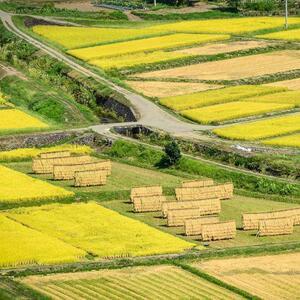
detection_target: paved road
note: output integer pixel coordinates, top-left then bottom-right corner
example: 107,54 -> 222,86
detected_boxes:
0,10 -> 214,138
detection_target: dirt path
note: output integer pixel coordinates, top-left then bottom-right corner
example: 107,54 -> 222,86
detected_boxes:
0,63 -> 27,80
124,10 -> 142,21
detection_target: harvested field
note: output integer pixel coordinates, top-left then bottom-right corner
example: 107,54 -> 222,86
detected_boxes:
126,80 -> 222,98
181,101 -> 293,124
263,133 -> 300,148
7,202 -> 194,257
136,50 -> 300,81
22,265 -> 244,299
68,33 -> 230,61
213,113 -> 300,141
176,40 -> 270,56
266,78 -> 300,90
194,252 -> 300,300
160,85 -> 285,111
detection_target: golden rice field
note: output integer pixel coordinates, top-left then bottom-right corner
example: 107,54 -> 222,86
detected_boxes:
241,90 -> 300,106
175,40 -> 270,56
258,28 -> 300,41
266,78 -> 300,90
154,17 -> 300,34
0,165 -> 74,203
0,215 -> 85,268
0,144 -> 93,162
22,265 -> 244,300
0,109 -> 48,133
32,25 -> 169,49
126,80 -> 222,98
263,133 -> 300,148
213,113 -> 300,140
7,202 -> 195,257
194,252 -> 300,300
136,50 -> 300,81
160,85 -> 285,111
181,101 -> 293,124
68,33 -> 230,61
90,51 -> 190,70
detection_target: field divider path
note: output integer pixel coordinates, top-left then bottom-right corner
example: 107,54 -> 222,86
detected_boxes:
0,10 -> 213,136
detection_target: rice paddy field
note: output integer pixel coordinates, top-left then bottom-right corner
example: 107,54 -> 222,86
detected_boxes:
193,252 -> 300,300
266,78 -> 300,90
181,101 -> 294,124
160,85 -> 286,111
263,133 -> 300,148
21,265 -> 244,300
213,113 -> 300,141
0,109 -> 48,133
5,202 -> 195,258
258,27 -> 300,41
125,80 -> 222,98
0,215 -> 85,268
136,50 -> 300,81
68,33 -> 230,61
0,165 -> 74,204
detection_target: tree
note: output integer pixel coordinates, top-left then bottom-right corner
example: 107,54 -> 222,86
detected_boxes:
163,140 -> 182,166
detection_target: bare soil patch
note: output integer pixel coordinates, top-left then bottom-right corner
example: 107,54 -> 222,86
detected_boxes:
126,80 -> 222,98
55,0 -> 113,12
176,40 -> 271,56
137,50 -> 300,81
266,77 -> 300,90
194,252 -> 300,300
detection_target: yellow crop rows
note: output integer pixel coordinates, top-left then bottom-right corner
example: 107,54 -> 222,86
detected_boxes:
68,33 -> 230,61
154,17 -> 300,34
0,109 -> 48,132
0,215 -> 85,267
7,202 -> 195,258
0,144 -> 93,162
90,51 -> 190,70
258,28 -> 300,41
33,25 -> 170,49
0,165 -> 74,203
263,133 -> 300,148
181,101 -> 293,124
213,113 -> 300,140
160,85 -> 286,111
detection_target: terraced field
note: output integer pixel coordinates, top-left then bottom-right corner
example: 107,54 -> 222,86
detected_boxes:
213,113 -> 300,141
125,80 -> 222,98
136,50 -> 300,81
22,265 -> 244,300
194,252 -> 300,300
258,27 -> 300,41
266,78 -> 300,90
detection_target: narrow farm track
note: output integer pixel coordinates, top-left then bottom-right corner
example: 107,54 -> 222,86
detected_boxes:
0,10 -> 213,138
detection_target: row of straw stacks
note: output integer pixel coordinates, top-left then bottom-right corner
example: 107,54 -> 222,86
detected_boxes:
130,179 -> 236,241
32,151 -> 111,187
242,207 -> 300,236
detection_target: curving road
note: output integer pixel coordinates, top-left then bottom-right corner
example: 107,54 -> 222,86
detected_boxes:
0,10 -> 214,138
